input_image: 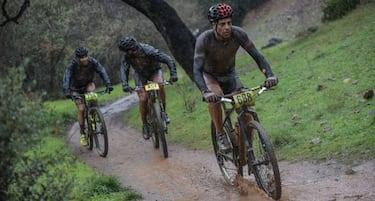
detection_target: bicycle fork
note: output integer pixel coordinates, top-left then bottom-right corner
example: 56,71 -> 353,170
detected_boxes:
237,110 -> 256,172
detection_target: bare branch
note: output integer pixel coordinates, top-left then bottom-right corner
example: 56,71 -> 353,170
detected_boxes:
1,0 -> 30,27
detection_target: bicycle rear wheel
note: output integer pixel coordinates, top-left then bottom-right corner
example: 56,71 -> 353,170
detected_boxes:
246,120 -> 281,200
153,101 -> 168,158
211,121 -> 239,185
89,108 -> 108,157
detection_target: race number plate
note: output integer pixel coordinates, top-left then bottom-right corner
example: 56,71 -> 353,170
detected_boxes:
85,92 -> 98,101
145,83 -> 159,91
233,91 -> 255,108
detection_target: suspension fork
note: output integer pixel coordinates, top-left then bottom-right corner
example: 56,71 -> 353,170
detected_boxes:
237,107 -> 255,166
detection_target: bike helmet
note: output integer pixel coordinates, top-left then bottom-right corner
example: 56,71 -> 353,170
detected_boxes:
75,47 -> 88,58
118,36 -> 138,51
208,3 -> 233,22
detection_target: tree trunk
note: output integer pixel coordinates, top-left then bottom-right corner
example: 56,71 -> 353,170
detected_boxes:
121,0 -> 195,81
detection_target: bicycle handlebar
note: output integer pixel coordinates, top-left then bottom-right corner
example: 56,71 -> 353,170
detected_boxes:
127,80 -> 172,93
70,89 -> 110,100
219,85 -> 269,104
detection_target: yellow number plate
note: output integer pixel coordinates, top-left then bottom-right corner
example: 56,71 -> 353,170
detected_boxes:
85,92 -> 98,101
233,91 -> 255,108
145,83 -> 159,91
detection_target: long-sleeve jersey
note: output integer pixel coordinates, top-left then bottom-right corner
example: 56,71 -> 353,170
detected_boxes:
120,43 -> 177,87
193,26 -> 274,92
63,56 -> 111,92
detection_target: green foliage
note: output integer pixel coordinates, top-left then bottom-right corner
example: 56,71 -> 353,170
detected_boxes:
0,64 -> 139,200
322,0 -> 360,22
173,79 -> 200,113
8,149 -> 75,201
80,175 -> 141,201
0,64 -> 43,200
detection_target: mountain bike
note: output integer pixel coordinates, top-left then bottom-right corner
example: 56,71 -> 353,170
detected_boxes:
132,81 -> 171,158
72,90 -> 110,157
210,85 -> 281,200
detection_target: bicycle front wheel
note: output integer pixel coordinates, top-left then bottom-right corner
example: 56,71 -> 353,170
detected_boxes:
246,120 -> 281,200
89,108 -> 108,157
153,101 -> 168,158
86,112 -> 94,150
148,101 -> 159,149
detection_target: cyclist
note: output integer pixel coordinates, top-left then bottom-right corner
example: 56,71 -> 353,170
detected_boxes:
63,47 -> 113,146
193,3 -> 278,152
118,36 -> 178,140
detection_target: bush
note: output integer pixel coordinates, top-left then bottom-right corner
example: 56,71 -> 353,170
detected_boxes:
0,65 -> 42,200
8,150 -> 75,201
322,0 -> 360,22
80,175 -> 142,201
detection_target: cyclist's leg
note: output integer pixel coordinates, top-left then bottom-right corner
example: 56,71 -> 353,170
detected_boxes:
151,69 -> 164,106
134,73 -> 148,124
86,82 -> 96,92
72,87 -> 88,146
71,87 -> 86,133
134,73 -> 150,139
151,69 -> 170,122
204,73 -> 232,151
86,82 -> 97,105
204,73 -> 224,134
73,96 -> 85,133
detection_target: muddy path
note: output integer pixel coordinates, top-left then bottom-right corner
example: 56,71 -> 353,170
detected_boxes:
67,94 -> 375,201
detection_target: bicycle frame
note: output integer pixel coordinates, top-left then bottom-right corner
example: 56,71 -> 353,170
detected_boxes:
220,87 -> 263,149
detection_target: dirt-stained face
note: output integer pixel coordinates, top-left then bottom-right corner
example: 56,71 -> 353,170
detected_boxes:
214,18 -> 232,40
78,56 -> 89,66
126,44 -> 141,57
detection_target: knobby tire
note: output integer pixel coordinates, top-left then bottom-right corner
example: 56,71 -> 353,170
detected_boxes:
86,112 -> 94,151
246,120 -> 281,200
153,101 -> 168,158
89,107 -> 108,157
148,100 -> 159,149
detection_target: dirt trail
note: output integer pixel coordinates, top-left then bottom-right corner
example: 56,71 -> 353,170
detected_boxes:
67,95 -> 375,201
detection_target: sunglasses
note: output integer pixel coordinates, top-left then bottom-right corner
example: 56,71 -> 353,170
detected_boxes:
77,55 -> 88,59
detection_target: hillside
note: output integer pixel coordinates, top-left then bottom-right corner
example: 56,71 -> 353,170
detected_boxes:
242,0 -> 324,46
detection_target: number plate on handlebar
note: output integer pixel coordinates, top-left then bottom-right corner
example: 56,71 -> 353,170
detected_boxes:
85,92 -> 98,101
233,91 -> 255,108
145,83 -> 159,91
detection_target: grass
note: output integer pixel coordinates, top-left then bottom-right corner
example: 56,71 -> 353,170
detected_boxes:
123,2 -> 375,162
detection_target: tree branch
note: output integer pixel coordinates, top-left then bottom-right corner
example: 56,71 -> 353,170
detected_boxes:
1,0 -> 30,27
121,0 -> 196,80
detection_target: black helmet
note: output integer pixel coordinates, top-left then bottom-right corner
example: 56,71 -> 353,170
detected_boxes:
75,47 -> 88,58
208,3 -> 233,22
118,36 -> 137,51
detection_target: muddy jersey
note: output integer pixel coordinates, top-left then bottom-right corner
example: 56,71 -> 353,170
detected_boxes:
120,43 -> 177,86
193,26 -> 274,92
63,56 -> 111,91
